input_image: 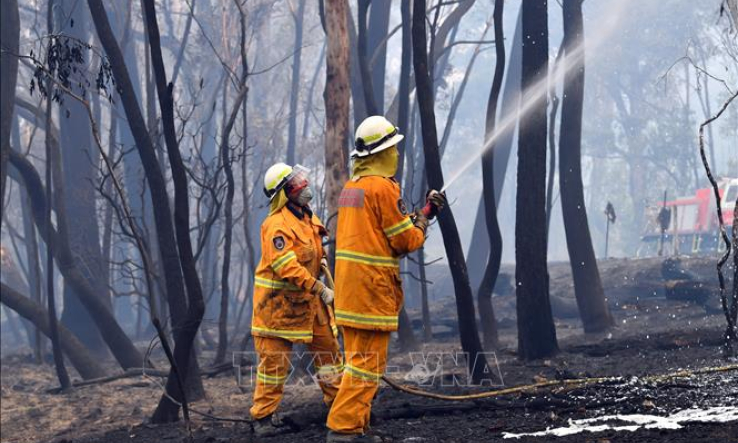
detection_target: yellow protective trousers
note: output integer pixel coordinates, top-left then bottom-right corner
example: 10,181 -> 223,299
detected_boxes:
249,313 -> 343,420
326,327 -> 391,434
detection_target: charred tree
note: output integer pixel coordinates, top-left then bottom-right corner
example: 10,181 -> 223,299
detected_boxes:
394,0 -> 418,350
347,10 -> 368,128
215,2 -> 250,365
515,0 -> 559,360
477,0 -> 506,350
87,0 -> 207,421
141,0 -> 207,421
357,0 -> 379,116
12,119 -> 45,362
286,0 -> 306,164
395,0 -> 412,182
367,0 -> 391,113
323,0 -> 351,237
57,0 -> 109,355
8,150 -> 145,369
0,0 -> 19,220
43,6 -> 71,386
412,0 -> 488,382
1,283 -> 106,380
467,9 -> 523,289
558,0 -> 613,333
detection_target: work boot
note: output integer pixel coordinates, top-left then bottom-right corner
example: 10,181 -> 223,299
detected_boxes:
326,430 -> 383,442
252,413 -> 288,438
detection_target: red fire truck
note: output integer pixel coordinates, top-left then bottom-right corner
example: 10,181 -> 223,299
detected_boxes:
638,178 -> 737,257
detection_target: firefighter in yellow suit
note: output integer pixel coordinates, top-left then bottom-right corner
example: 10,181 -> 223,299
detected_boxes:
326,116 -> 446,442
250,163 -> 343,438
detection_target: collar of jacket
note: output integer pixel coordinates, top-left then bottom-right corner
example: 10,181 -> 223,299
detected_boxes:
286,201 -> 313,220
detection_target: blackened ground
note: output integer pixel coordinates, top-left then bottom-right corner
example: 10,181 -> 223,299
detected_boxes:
2,295 -> 737,443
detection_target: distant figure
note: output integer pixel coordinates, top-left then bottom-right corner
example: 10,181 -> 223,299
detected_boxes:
250,163 -> 342,437
326,116 -> 446,442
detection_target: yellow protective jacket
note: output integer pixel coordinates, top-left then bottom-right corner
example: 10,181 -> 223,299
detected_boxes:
251,204 -> 337,343
334,176 -> 425,331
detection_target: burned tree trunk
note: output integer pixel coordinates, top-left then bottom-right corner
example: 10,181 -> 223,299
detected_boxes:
1,283 -> 106,380
393,0 -> 419,349
88,0 -> 205,421
323,0 -> 350,237
0,0 -> 19,221
367,0 -> 391,113
396,0 -> 412,182
357,0 -> 379,116
43,6 -> 71,386
477,0 -> 506,351
12,120 -> 45,362
215,3 -> 250,363
141,0 -> 207,421
286,0 -> 306,164
467,9 -> 523,288
8,150 -> 144,369
558,0 -> 613,334
57,0 -> 109,355
515,0 -> 558,360
412,0 -> 488,382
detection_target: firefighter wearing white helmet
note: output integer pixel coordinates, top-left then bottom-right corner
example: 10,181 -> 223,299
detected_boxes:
350,115 -> 405,158
250,162 -> 343,438
325,116 -> 446,442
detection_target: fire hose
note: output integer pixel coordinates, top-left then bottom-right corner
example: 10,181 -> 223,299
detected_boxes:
320,264 -> 738,401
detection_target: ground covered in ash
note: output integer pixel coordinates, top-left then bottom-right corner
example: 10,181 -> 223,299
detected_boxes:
2,295 -> 738,443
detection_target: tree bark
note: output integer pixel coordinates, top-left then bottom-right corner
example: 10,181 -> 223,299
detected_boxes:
413,0 -> 488,382
1,283 -> 106,380
515,0 -> 558,360
214,4 -> 250,363
0,0 -> 19,224
286,0 -> 306,164
89,0 -> 209,419
477,0 -> 505,351
57,0 -> 109,355
8,150 -> 145,369
395,0 -> 412,182
347,9 -> 368,128
12,119 -> 45,362
323,0 -> 351,239
140,0 -> 207,421
366,0 -> 391,113
44,4 -> 71,387
357,0 -> 379,116
558,0 -> 613,334
467,9 -> 523,290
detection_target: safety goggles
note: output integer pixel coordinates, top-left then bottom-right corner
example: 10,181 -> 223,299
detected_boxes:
284,164 -> 310,197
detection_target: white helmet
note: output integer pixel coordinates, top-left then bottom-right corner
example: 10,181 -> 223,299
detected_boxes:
351,115 -> 404,158
263,163 -> 310,201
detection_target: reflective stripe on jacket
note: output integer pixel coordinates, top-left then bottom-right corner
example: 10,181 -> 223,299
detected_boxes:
334,176 -> 425,331
251,204 -> 337,343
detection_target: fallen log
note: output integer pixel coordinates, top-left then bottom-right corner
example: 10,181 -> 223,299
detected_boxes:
1,282 -> 106,380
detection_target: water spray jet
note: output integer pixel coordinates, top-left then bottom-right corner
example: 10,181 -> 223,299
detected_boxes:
440,0 -> 634,194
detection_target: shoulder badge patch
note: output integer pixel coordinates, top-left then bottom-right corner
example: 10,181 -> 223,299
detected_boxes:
397,198 -> 408,216
273,236 -> 285,250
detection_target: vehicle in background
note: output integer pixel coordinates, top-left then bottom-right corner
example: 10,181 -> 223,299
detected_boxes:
638,178 -> 737,257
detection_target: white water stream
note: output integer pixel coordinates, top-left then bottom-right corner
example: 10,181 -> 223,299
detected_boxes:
502,406 -> 738,439
440,0 -> 635,193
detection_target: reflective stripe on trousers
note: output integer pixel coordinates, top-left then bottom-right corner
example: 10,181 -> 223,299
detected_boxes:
250,319 -> 343,420
326,327 -> 391,434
